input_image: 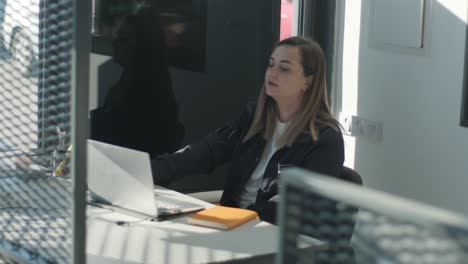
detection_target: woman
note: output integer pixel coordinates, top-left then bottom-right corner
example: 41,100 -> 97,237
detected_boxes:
152,36 -> 344,224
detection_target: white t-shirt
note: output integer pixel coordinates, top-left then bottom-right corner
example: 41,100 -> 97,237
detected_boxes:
237,120 -> 289,208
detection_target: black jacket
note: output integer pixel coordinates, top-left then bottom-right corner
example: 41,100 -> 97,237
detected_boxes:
151,102 -> 345,224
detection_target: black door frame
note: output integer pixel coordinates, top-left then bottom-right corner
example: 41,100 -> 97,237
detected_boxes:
298,0 -> 337,103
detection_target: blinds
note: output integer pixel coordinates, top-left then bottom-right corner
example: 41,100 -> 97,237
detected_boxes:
0,0 -> 74,262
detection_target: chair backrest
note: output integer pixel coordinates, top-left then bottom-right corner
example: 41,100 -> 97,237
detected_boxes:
341,166 -> 363,186
338,166 -> 363,245
278,168 -> 363,263
278,168 -> 468,264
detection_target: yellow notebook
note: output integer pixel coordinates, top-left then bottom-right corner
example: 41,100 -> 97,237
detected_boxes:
188,206 -> 259,230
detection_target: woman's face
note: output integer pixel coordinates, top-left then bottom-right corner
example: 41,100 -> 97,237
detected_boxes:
264,45 -> 312,101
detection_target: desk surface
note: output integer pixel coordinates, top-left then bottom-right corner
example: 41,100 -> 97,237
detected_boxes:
86,187 -> 280,264
0,179 -> 322,264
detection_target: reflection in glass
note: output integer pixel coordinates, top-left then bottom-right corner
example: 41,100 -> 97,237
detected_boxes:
90,6 -> 184,158
92,0 -> 205,71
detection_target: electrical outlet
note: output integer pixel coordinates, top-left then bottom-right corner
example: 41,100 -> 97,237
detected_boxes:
351,116 -> 364,137
361,119 -> 383,142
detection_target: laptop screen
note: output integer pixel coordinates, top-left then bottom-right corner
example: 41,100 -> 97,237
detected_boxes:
87,140 -> 158,217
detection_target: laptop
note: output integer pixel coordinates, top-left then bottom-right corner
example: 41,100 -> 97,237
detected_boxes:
87,139 -> 206,220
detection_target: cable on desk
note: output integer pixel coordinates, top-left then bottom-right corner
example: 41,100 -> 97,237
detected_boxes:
115,216 -> 154,226
94,215 -> 154,226
88,203 -> 155,226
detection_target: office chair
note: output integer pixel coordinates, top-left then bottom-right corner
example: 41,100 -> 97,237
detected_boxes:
341,166 -> 363,186
273,167 -> 364,264
337,167 -> 363,227
187,166 -> 363,203
278,168 -> 468,264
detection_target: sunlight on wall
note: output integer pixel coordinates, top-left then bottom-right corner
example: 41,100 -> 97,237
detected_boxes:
438,0 -> 467,23
340,0 -> 362,168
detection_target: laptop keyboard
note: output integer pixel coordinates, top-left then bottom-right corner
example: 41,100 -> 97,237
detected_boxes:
153,191 -> 206,217
155,200 -> 181,211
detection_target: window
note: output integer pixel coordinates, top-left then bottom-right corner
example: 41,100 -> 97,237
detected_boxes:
280,0 -> 300,40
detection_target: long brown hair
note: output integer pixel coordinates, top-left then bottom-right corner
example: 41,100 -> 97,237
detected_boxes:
243,36 -> 340,147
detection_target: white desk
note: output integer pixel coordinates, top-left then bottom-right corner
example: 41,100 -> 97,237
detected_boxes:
0,178 -> 320,264
86,187 -> 280,264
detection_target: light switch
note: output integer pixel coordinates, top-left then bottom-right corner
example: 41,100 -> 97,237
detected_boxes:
339,113 -> 383,142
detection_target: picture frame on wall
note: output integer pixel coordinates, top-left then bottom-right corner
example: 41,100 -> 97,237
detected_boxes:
91,0 -> 206,72
461,23 -> 468,128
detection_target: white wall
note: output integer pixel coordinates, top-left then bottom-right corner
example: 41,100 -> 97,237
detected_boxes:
89,54 -> 111,111
337,0 -> 468,215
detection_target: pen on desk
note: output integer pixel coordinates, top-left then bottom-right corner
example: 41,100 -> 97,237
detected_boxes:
157,207 -> 205,221
88,201 -> 112,210
88,201 -> 102,208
